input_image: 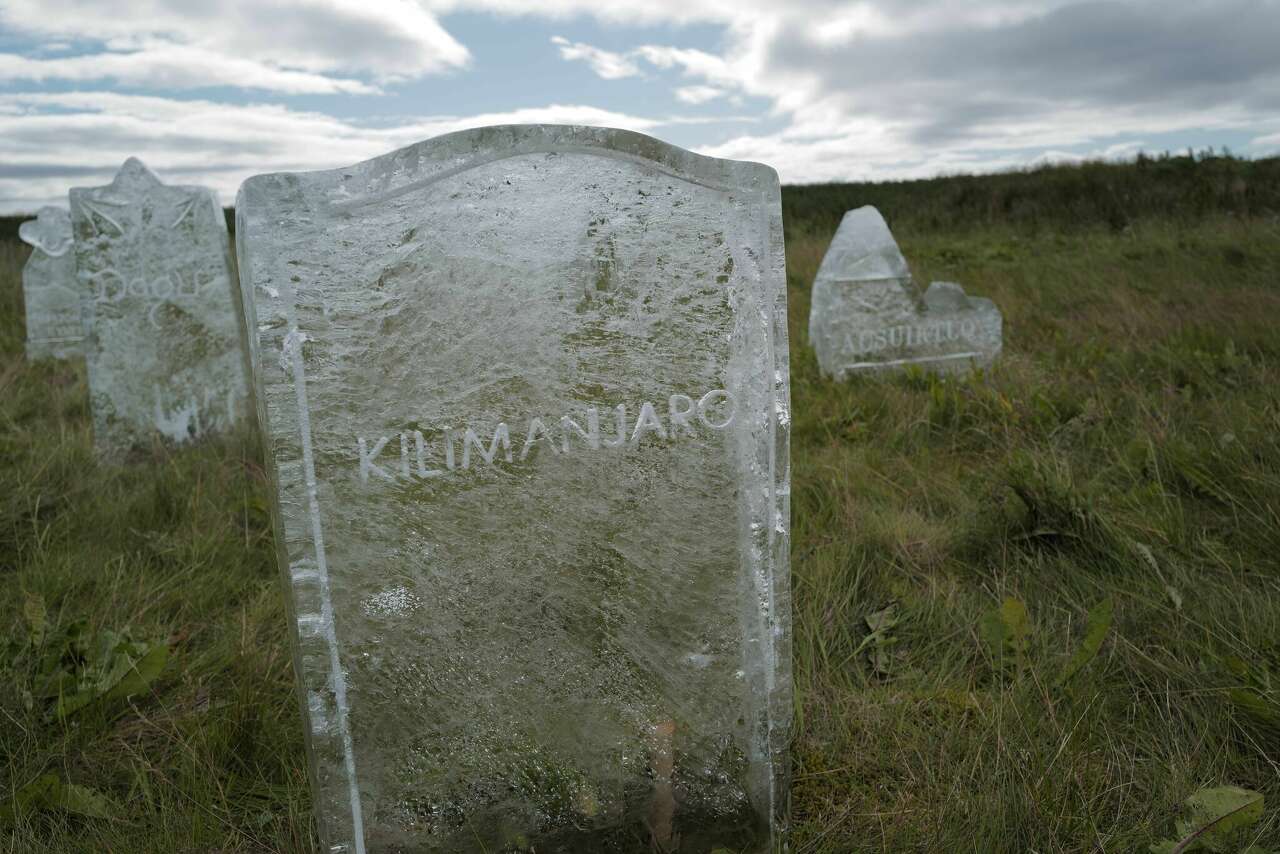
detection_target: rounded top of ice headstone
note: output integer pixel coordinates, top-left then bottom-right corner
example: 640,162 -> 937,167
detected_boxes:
238,124 -> 779,214
18,205 -> 73,257
815,205 -> 911,283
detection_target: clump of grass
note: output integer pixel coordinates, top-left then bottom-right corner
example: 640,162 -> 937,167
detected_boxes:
0,241 -> 313,850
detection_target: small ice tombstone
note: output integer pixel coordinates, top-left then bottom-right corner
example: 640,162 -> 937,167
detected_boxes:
69,158 -> 250,459
235,125 -> 792,853
808,206 -> 1002,378
19,206 -> 83,360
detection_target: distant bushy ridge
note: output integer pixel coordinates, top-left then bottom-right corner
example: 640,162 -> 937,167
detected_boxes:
1,150 -> 1277,243
782,149 -> 1280,237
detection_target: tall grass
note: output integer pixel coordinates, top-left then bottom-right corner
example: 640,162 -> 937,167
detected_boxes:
785,211 -> 1280,851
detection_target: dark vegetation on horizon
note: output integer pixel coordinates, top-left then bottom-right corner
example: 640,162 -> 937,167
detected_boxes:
2,149 -> 1277,242
782,149 -> 1280,236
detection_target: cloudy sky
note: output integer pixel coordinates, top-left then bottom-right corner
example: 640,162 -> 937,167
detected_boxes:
1,0 -> 1278,213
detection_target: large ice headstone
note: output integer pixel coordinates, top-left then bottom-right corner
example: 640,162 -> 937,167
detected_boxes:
19,206 -> 83,360
808,206 -> 1002,378
236,125 -> 791,853
70,158 -> 250,458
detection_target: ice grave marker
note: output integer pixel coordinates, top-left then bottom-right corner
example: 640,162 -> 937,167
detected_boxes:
808,205 -> 1002,378
19,206 -> 83,360
70,158 -> 250,458
236,125 -> 792,853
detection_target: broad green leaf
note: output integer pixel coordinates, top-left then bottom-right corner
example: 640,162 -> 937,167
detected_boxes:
22,592 -> 46,647
1184,786 -> 1263,838
52,633 -> 168,719
865,603 -> 900,634
2,774 -> 58,824
55,687 -> 101,719
103,641 -> 167,703
979,609 -> 1007,658
931,689 -> 982,711
1056,597 -> 1114,686
1229,689 -> 1280,727
980,597 -> 1030,675
52,783 -> 118,820
863,603 -> 901,676
1152,786 -> 1264,853
0,774 -> 118,823
88,640 -> 140,695
13,773 -> 59,812
1002,597 -> 1030,654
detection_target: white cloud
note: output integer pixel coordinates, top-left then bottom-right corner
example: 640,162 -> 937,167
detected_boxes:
532,0 -> 1280,182
0,44 -> 378,94
428,0 -> 775,26
692,97 -> 1272,184
550,36 -> 640,80
0,0 -> 469,83
674,85 -> 727,105
429,0 -> 1087,30
632,44 -> 739,87
550,34 -> 755,109
0,92 -> 703,212
3,0 -> 1279,209
805,7 -> 899,43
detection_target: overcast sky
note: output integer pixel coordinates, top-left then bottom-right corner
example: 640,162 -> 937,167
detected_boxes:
1,0 -> 1278,213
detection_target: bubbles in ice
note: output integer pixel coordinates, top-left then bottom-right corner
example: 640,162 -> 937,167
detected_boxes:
362,585 -> 423,618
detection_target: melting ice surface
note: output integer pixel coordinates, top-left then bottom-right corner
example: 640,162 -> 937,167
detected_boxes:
236,125 -> 792,853
808,205 -> 1002,378
69,157 -> 249,458
19,205 -> 83,361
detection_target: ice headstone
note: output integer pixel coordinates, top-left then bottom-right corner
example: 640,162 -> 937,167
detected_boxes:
19,206 -> 83,360
70,158 -> 250,458
808,206 -> 1002,378
236,125 -> 791,853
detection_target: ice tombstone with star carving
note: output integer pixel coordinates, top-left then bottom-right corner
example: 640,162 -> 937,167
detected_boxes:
19,206 -> 83,360
70,158 -> 250,459
235,125 -> 792,853
808,205 -> 1002,378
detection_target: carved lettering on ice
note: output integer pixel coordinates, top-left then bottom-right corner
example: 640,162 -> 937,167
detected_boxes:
355,388 -> 738,483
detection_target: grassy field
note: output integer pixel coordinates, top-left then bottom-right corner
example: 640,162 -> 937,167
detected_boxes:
3,154 -> 1280,852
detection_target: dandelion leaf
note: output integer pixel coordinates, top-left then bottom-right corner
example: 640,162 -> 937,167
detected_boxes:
1056,596 -> 1113,686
